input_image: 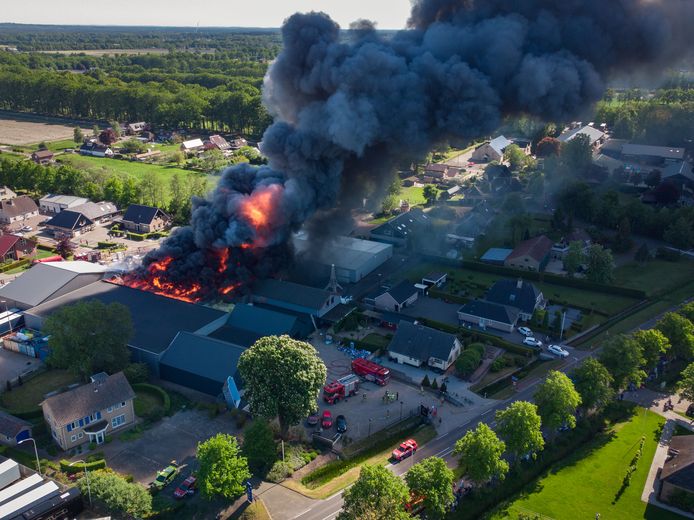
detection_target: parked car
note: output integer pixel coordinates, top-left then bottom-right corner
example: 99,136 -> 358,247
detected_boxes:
391,439 -> 418,462
336,415 -> 347,433
547,344 -> 569,358
518,326 -> 533,337
21,226 -> 32,232
523,337 -> 543,348
321,410 -> 333,428
173,475 -> 196,499
152,461 -> 178,490
307,413 -> 319,426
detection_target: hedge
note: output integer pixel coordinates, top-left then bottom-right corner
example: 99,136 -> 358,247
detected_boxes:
132,383 -> 171,415
60,458 -> 107,474
97,241 -> 119,250
127,232 -> 146,241
37,244 -> 57,253
11,408 -> 44,420
0,259 -> 30,273
428,288 -> 470,305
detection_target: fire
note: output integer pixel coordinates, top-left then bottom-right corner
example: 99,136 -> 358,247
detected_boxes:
240,184 -> 283,237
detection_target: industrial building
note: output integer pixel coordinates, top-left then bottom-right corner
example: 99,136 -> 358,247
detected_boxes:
293,232 -> 393,283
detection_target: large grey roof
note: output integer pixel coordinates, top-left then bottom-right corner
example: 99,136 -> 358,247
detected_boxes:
459,300 -> 520,325
488,135 -> 512,155
293,233 -> 392,272
388,321 -> 457,362
45,210 -> 93,231
121,204 -> 168,225
384,280 -> 418,304
41,372 -> 135,426
70,201 -> 118,220
371,208 -> 429,240
252,279 -> 330,311
0,196 -> 38,218
621,144 -> 684,160
39,194 -> 89,206
661,435 -> 694,491
208,303 -> 301,347
558,125 -> 605,145
485,279 -> 540,315
26,280 -> 226,354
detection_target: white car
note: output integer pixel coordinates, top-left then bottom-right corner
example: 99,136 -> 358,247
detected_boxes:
517,326 -> 533,337
547,344 -> 569,358
21,226 -> 33,232
523,337 -> 543,348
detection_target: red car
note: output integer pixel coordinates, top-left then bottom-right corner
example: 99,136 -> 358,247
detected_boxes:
391,439 -> 418,461
321,410 -> 333,428
173,475 -> 196,499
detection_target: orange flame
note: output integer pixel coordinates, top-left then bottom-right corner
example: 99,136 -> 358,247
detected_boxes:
240,184 -> 283,238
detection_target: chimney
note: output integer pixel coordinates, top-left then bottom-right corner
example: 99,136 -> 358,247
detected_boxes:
517,278 -> 523,289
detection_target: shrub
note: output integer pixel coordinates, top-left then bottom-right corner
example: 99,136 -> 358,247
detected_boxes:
60,458 -> 107,474
456,349 -> 483,376
422,375 -> 431,387
132,383 -> 171,414
490,357 -> 506,372
123,363 -> 149,384
96,241 -> 119,250
468,342 -> 486,357
267,461 -> 292,483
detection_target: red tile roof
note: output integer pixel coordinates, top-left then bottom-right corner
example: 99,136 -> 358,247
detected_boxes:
0,234 -> 20,257
507,235 -> 553,263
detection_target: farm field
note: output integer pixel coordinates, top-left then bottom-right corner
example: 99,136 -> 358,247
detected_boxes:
491,409 -> 679,520
613,259 -> 694,297
36,48 -> 171,56
0,115 -> 91,146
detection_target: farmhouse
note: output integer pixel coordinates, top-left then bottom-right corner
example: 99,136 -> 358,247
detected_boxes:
505,235 -> 553,272
31,149 -> 54,165
70,201 -> 119,224
0,234 -> 36,262
126,122 -> 147,135
558,124 -> 606,147
387,321 -> 462,370
119,204 -> 171,234
205,134 -> 231,151
79,142 -> 113,157
0,187 -> 17,201
425,163 -> 448,178
0,196 -> 39,224
471,135 -> 512,162
44,210 -> 94,238
363,280 -> 418,312
39,194 -> 89,215
180,138 -> 204,152
551,228 -> 592,260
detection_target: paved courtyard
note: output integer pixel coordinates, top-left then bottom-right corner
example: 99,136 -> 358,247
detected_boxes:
0,349 -> 42,385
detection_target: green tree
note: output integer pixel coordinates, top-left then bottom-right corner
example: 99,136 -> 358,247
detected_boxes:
381,194 -> 398,215
585,244 -> 614,283
571,358 -> 614,411
657,312 -> 694,360
92,124 -> 100,137
599,335 -> 646,389
422,184 -> 438,205
73,126 -> 83,144
197,433 -> 251,500
664,217 -> 694,250
110,121 -> 122,138
242,420 -> 277,475
387,178 -> 402,196
561,133 -> 592,174
78,470 -> 151,518
679,303 -> 694,323
495,401 -> 544,461
534,371 -> 581,429
338,464 -> 411,520
453,423 -> 508,485
171,150 -> 186,166
563,241 -> 585,276
120,138 -> 147,154
678,362 -> 694,401
138,170 -> 165,207
405,457 -> 454,519
44,300 -> 133,381
632,329 -> 670,370
238,335 -> 327,437
503,144 -> 527,170
634,243 -> 650,263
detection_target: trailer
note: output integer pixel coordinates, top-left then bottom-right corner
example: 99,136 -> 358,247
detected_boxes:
0,460 -> 21,491
323,374 -> 360,404
351,358 -> 390,386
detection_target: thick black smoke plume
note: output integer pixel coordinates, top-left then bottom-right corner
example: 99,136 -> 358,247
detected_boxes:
137,0 -> 693,300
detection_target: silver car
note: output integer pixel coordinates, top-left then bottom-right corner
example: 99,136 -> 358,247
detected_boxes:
547,344 -> 569,358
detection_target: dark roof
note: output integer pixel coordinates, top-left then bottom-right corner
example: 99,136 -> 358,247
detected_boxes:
485,279 -> 541,315
388,321 -> 457,362
32,149 -> 54,159
423,272 -> 447,283
160,332 -> 246,386
507,235 -> 553,263
370,208 -> 429,241
27,280 -> 226,354
252,279 -> 330,312
661,435 -> 694,491
208,303 -> 303,346
0,410 -> 31,438
121,204 -> 169,225
71,201 -> 118,220
458,300 -> 519,325
385,280 -> 418,304
621,144 -> 684,160
41,372 -> 135,426
209,326 -> 263,348
45,210 -> 93,231
0,196 -> 38,218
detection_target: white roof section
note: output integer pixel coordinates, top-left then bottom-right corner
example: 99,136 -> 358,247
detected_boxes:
47,261 -> 109,274
489,135 -> 512,155
38,194 -> 89,206
181,138 -> 204,150
293,233 -> 393,271
0,481 -> 58,518
558,125 -> 605,145
621,144 -> 685,160
0,473 -> 42,503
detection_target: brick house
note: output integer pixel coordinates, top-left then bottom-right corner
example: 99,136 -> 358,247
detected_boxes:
119,204 -> 171,234
0,234 -> 36,262
504,235 -> 553,272
41,372 -> 135,450
0,196 -> 39,224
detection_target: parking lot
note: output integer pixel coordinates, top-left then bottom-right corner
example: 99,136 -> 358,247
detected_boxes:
0,349 -> 42,385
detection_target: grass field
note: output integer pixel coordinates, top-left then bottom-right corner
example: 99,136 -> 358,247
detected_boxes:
614,259 -> 694,298
492,409 -> 679,520
234,500 -> 272,520
401,186 -> 427,205
1,369 -> 77,413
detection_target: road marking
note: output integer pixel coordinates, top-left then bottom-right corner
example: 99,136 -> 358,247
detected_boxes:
290,509 -> 311,519
481,409 -> 492,416
320,513 -> 339,520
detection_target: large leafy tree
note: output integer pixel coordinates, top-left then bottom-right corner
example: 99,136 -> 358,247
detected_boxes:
453,423 -> 508,485
657,312 -> 694,360
632,329 -> 670,370
495,401 -> 544,460
242,420 -> 277,475
423,184 -> 439,205
679,303 -> 694,324
571,358 -> 614,411
196,434 -> 251,500
563,241 -> 585,276
78,470 -> 151,518
679,363 -> 694,402
45,300 -> 133,381
585,244 -> 614,283
600,335 -> 646,389
338,464 -> 411,520
405,457 -> 454,519
238,335 -> 327,437
534,371 -> 581,429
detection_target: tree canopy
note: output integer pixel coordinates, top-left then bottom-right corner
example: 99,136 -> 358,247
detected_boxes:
238,335 -> 327,437
453,423 -> 508,485
632,329 -> 670,370
338,464 -> 411,520
599,335 -> 646,389
585,244 -> 614,283
78,470 -> 151,518
405,457 -> 455,519
196,433 -> 251,500
44,300 -> 133,381
242,420 -> 277,475
495,401 -> 544,460
657,312 -> 694,360
534,370 -> 581,429
679,362 -> 694,402
571,358 -> 614,410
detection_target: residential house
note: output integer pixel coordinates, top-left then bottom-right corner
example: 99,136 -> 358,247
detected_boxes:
0,234 -> 36,262
41,372 -> 135,449
126,122 -> 147,135
119,204 -> 171,234
458,300 -> 520,332
425,163 -> 448,179
39,194 -> 89,215
251,279 -> 340,320
0,187 -> 17,201
471,135 -> 512,162
0,411 -> 32,446
480,248 -> 513,266
558,124 -> 606,147
70,201 -> 119,224
422,272 -> 447,288
661,161 -> 694,193
485,279 -> 545,321
31,149 -> 54,165
505,235 -> 553,272
387,321 -> 462,371
0,196 -> 39,224
44,210 -> 94,239
551,229 -> 591,260
370,208 -> 430,247
364,280 -> 418,312
180,138 -> 204,153
79,142 -> 113,158
659,435 -> 694,505
205,135 -> 231,152
228,137 -> 248,150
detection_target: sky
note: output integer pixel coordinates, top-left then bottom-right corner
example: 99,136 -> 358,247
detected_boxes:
2,0 -> 413,30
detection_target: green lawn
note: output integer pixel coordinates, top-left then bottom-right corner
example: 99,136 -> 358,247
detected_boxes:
1,369 -> 78,413
133,388 -> 165,419
400,186 -> 427,205
614,259 -> 694,298
38,139 -> 77,152
492,409 -> 680,520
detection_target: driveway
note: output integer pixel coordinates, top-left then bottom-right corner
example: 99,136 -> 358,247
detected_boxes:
0,349 -> 42,387
400,295 -> 460,327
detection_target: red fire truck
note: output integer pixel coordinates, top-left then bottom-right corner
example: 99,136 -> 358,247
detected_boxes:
323,374 -> 360,404
351,358 -> 390,386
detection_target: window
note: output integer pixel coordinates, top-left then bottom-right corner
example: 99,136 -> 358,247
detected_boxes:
107,406 -> 113,413
78,432 -> 84,439
70,435 -> 77,442
111,415 -> 126,429
121,402 -> 126,408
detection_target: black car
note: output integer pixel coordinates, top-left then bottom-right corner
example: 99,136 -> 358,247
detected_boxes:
686,403 -> 694,418
336,415 -> 347,433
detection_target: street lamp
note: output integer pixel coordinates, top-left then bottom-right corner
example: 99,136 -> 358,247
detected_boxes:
400,401 -> 404,420
69,460 -> 92,506
17,438 -> 40,475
